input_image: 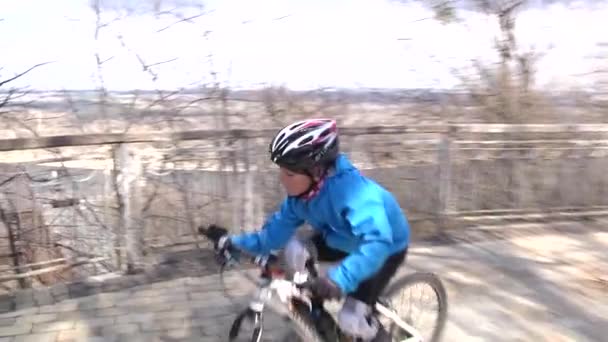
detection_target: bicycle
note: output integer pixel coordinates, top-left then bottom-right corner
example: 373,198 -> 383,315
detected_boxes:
199,226 -> 448,342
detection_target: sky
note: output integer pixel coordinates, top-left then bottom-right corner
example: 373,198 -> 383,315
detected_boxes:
0,0 -> 606,91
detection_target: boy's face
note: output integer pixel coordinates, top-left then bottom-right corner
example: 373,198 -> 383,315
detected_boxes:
279,167 -> 313,197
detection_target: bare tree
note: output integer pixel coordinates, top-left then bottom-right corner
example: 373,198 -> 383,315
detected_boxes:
0,63 -> 53,134
404,0 -> 550,123
87,0 -> 219,273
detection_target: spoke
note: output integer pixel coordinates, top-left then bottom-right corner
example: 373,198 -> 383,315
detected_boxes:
391,281 -> 442,341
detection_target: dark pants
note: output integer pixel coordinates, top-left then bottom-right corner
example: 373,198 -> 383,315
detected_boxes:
311,234 -> 407,305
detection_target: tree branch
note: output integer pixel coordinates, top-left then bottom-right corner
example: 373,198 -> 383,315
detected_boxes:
157,13 -> 205,33
0,258 -> 67,273
0,257 -> 107,282
0,62 -> 53,88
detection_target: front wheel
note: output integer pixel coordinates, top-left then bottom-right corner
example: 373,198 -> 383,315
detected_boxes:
279,298 -> 347,342
381,272 -> 448,342
227,308 -> 264,342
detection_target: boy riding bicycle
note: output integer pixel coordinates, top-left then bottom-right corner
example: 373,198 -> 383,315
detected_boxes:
206,118 -> 410,341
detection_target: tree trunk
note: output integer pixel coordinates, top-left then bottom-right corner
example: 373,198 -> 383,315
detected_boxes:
116,144 -> 144,274
1,208 -> 28,288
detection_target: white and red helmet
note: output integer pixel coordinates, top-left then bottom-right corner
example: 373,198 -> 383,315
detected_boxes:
269,118 -> 339,171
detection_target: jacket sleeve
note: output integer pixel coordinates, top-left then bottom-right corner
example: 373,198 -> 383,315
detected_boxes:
327,187 -> 394,294
230,198 -> 303,255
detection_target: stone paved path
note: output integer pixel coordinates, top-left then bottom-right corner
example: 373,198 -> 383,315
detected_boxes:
0,219 -> 606,341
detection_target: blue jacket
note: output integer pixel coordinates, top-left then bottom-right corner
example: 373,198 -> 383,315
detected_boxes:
230,153 -> 410,294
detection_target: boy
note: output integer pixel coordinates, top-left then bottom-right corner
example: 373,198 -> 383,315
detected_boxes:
207,118 -> 410,341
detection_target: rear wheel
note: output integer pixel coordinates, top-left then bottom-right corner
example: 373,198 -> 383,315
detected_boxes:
380,272 -> 448,342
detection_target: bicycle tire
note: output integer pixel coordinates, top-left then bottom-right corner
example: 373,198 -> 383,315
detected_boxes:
227,308 -> 264,342
251,326 -> 263,342
278,298 -> 325,342
382,272 -> 448,342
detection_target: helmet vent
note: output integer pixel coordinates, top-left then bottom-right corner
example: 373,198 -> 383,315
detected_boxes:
290,122 -> 305,130
300,136 -> 313,145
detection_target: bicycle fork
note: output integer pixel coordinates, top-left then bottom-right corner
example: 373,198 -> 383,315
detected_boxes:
229,286 -> 270,340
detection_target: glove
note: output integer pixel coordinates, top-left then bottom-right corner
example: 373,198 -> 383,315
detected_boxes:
311,276 -> 343,300
199,224 -> 229,249
199,224 -> 238,266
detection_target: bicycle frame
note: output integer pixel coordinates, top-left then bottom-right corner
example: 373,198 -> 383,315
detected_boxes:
375,302 -> 423,342
233,265 -> 424,342
226,265 -> 314,340
249,273 -> 313,312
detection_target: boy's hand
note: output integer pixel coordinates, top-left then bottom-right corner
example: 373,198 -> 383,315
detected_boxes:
198,224 -> 237,266
311,276 -> 342,300
199,224 -> 229,249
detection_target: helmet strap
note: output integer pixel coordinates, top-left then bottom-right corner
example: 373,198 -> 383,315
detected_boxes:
297,166 -> 328,200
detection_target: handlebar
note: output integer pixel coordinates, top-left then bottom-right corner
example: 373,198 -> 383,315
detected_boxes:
198,225 -> 335,304
198,225 -> 283,276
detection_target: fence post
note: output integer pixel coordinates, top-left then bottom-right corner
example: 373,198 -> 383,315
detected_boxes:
438,128 -> 454,230
117,143 -> 144,274
243,138 -> 254,230
103,159 -> 119,269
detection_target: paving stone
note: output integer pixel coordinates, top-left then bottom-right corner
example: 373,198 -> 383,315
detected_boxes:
14,332 -> 57,342
13,291 -> 33,306
113,333 -> 162,342
39,300 -> 79,314
52,294 -> 70,303
199,321 -> 232,337
101,324 -> 139,336
31,321 -> 75,333
128,289 -> 162,298
0,300 -> 15,314
0,323 -> 31,337
14,293 -> 36,311
54,312 -> 83,321
74,317 -> 115,328
86,337 -> 117,342
115,297 -> 164,308
0,319 -> 15,328
33,291 -> 54,307
187,292 -> 232,306
50,284 -> 69,298
77,297 -> 115,311
16,314 -> 57,324
56,328 -> 87,342
190,302 -> 236,319
126,303 -> 173,313
152,310 -> 192,320
67,282 -> 101,298
141,318 -> 189,332
117,313 -> 154,324
0,308 -> 37,319
92,307 -> 128,317
164,327 -> 193,339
